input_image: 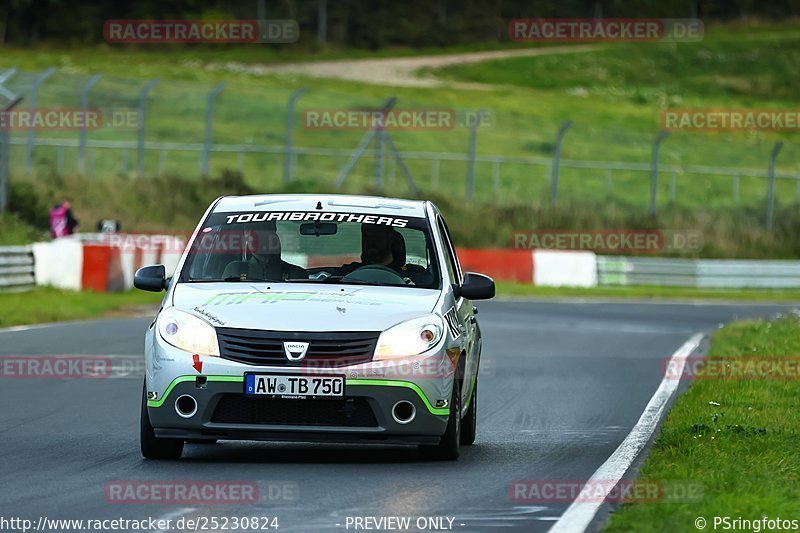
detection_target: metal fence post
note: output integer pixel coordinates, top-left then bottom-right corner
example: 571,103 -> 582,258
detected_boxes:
283,87 -> 307,184
0,69 -> 22,214
732,174 -> 739,205
649,131 -> 668,215
765,141 -> 784,229
375,128 -> 384,189
78,74 -> 102,175
465,109 -> 485,201
25,68 -> 56,172
669,171 -> 677,204
550,120 -> 572,206
201,82 -> 226,177
136,78 -> 159,179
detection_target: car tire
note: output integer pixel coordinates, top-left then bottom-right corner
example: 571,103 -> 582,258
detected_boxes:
460,378 -> 477,445
140,380 -> 184,460
420,378 -> 461,461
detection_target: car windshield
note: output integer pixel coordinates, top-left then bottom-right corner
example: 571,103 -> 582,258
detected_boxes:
179,210 -> 441,289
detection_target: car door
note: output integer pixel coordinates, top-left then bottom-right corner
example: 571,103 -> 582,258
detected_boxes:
436,215 -> 479,411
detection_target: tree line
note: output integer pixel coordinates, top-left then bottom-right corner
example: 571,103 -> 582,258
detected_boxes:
1,0 -> 797,48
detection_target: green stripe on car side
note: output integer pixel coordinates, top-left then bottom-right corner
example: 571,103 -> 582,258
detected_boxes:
147,376 -> 449,416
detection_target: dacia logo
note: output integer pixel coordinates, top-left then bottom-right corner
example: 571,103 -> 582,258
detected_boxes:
283,341 -> 310,362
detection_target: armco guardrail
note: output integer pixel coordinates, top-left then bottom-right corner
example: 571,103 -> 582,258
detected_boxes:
0,245 -> 35,291
598,256 -> 800,288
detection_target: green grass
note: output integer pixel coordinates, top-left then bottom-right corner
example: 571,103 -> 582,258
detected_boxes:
3,23 -> 800,215
0,287 -> 162,327
497,281 -> 800,301
0,213 -> 47,245
605,315 -> 800,531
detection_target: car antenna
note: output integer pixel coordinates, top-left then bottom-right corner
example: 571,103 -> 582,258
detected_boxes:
316,201 -> 323,210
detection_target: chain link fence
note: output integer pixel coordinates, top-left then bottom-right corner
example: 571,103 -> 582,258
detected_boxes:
2,67 -> 800,222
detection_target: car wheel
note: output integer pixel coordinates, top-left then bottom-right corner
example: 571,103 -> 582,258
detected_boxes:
420,378 -> 461,461
140,380 -> 184,460
460,378 -> 477,445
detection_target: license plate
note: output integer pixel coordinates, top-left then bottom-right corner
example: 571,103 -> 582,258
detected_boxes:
244,374 -> 345,400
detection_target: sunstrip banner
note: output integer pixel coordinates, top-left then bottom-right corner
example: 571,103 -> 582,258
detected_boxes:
223,212 -> 409,228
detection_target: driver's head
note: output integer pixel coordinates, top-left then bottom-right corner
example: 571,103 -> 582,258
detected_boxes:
361,225 -> 395,266
243,222 -> 281,260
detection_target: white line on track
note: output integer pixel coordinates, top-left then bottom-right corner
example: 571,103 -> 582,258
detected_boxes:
548,331 -> 704,533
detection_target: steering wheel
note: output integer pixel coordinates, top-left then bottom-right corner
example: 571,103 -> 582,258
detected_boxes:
343,264 -> 406,284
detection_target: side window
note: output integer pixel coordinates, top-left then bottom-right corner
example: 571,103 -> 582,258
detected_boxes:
437,216 -> 462,284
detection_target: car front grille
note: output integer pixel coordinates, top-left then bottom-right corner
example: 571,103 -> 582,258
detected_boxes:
216,328 -> 380,367
211,395 -> 378,427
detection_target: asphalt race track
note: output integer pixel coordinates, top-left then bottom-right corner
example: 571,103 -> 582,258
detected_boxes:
0,299 -> 795,532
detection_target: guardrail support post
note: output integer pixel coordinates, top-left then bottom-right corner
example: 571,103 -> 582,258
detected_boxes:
136,78 -> 160,179
550,120 -> 572,206
25,68 -> 56,173
78,74 -> 102,175
201,82 -> 226,177
766,141 -> 784,229
649,131 -> 668,215
283,87 -> 307,184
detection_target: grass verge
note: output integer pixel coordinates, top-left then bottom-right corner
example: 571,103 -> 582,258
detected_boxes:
605,314 -> 800,531
497,281 -> 800,301
0,287 -> 162,327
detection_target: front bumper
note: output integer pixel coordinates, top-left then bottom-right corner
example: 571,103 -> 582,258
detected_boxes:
147,377 -> 449,445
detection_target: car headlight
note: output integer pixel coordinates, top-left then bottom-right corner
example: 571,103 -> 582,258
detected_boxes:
374,314 -> 445,361
157,308 -> 220,357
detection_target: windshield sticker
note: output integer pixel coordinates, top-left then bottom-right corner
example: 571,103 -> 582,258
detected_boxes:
223,211 -> 409,227
202,290 -> 406,307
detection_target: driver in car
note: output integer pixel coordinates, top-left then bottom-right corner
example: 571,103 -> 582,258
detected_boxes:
337,224 -> 398,277
222,224 -> 307,281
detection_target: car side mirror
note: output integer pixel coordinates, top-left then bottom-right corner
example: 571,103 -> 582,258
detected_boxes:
457,272 -> 495,300
134,265 -> 167,292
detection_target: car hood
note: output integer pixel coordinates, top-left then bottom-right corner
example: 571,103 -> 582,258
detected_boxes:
171,282 -> 441,332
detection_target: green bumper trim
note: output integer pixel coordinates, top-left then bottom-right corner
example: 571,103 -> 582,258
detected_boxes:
147,375 -> 243,408
346,379 -> 450,416
148,376 -> 449,416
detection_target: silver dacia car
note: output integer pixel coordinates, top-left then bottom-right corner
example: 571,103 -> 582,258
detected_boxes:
135,194 -> 494,460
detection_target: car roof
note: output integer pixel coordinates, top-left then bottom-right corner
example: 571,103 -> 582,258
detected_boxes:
213,194 -> 429,218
